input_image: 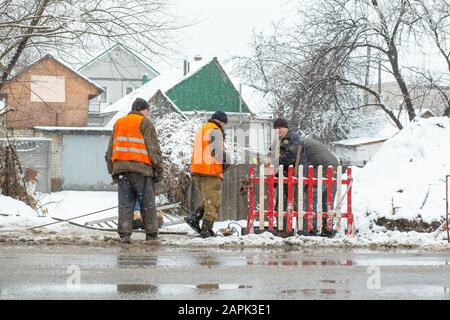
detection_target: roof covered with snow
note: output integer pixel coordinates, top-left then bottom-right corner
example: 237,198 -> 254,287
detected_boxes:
34,126 -> 112,134
101,71 -> 182,115
78,43 -> 160,76
101,57 -> 273,127
7,54 -> 104,94
333,136 -> 389,147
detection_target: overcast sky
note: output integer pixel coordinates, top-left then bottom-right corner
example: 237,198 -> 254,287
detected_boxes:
162,0 -> 294,69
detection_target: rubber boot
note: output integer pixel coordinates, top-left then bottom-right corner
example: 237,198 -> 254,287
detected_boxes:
321,218 -> 334,238
200,219 -> 216,238
184,207 -> 204,234
120,234 -> 131,244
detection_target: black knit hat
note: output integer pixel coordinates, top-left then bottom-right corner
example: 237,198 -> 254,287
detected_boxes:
273,118 -> 289,129
211,110 -> 228,124
132,98 -> 150,111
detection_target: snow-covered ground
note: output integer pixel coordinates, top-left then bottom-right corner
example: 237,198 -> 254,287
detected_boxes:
1,117 -> 449,248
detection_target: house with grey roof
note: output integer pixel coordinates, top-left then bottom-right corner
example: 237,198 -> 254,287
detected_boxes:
78,44 -> 159,126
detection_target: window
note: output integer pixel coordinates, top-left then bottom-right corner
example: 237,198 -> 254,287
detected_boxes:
30,76 -> 65,102
126,87 -> 134,95
99,87 -> 108,102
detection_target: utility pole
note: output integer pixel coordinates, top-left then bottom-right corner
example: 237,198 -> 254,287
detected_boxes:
239,84 -> 242,124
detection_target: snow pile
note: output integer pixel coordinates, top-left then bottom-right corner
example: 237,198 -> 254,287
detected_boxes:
161,229 -> 449,249
0,194 -> 51,228
353,117 -> 450,231
41,191 -> 118,224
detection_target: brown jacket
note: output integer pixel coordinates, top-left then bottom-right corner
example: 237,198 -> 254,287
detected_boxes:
105,111 -> 163,178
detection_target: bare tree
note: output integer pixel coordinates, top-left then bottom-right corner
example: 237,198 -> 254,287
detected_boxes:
411,0 -> 450,72
0,0 -> 186,91
406,0 -> 450,116
235,0 -> 450,141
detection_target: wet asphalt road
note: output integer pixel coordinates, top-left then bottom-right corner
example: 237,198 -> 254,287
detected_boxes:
1,245 -> 450,300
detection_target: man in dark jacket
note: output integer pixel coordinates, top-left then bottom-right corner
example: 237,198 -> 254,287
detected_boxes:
272,118 -> 307,213
272,118 -> 339,237
302,137 -> 339,237
274,118 -> 308,175
105,98 -> 164,243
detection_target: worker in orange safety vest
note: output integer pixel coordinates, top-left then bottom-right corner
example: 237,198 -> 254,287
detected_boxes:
105,98 -> 163,244
186,111 -> 229,238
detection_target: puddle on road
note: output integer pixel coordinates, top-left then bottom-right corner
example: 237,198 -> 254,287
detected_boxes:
2,283 -> 253,297
246,256 -> 353,266
379,285 -> 450,298
116,253 -> 356,268
352,257 -> 450,267
117,284 -> 158,294
281,288 -> 352,297
116,253 -> 450,269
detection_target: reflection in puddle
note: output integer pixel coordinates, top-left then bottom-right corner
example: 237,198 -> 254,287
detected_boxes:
117,284 -> 158,294
321,280 -> 336,284
282,288 -> 351,297
117,256 -> 157,268
246,256 -> 353,267
353,258 -> 450,267
380,285 -> 450,298
196,283 -> 252,291
11,283 -> 252,296
320,289 -> 337,296
197,283 -> 219,290
116,252 -> 357,269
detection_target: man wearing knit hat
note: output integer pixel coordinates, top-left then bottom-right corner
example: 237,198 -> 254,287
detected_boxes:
272,117 -> 338,237
273,117 -> 307,176
105,98 -> 164,244
186,110 -> 229,238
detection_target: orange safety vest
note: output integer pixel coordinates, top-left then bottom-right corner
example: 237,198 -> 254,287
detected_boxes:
112,114 -> 152,165
191,121 -> 224,178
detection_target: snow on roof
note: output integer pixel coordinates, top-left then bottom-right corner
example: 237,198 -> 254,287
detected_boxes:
51,55 -> 104,93
103,57 -> 224,128
102,57 -> 273,128
77,43 -> 160,76
347,108 -> 437,141
102,71 -> 181,114
225,71 -> 273,116
11,54 -> 104,94
102,74 -> 183,128
34,126 -> 112,133
157,90 -> 189,120
0,137 -> 51,141
352,116 -> 450,231
333,136 -> 389,147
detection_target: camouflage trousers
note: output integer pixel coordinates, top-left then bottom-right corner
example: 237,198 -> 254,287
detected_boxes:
193,175 -> 222,222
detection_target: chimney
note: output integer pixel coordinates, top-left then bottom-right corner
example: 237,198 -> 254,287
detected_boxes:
183,59 -> 190,76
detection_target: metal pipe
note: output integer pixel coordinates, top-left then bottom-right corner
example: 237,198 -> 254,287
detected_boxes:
446,175 -> 449,243
239,84 -> 242,124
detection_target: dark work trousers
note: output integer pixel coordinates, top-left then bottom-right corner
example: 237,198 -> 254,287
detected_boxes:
117,172 -> 157,237
303,184 -> 337,233
274,183 -> 337,233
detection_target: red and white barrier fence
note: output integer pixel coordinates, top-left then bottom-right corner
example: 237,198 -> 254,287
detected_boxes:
246,165 -> 353,236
